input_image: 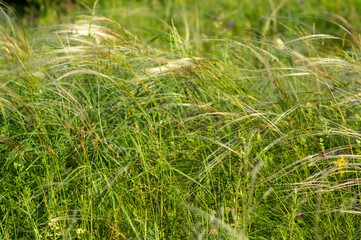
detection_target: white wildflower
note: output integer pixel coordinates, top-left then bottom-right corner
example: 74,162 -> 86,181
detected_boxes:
76,228 -> 85,235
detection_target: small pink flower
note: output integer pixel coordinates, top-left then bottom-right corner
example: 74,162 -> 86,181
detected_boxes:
297,213 -> 303,217
322,153 -> 327,157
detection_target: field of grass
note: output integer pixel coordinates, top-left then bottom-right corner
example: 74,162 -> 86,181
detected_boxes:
1,0 -> 361,239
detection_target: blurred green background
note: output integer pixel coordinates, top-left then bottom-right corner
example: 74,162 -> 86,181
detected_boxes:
5,0 -> 361,41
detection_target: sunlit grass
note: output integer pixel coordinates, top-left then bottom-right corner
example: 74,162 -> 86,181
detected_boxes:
1,1 -> 361,239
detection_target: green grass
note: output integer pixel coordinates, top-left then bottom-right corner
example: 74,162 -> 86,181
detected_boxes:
1,0 -> 361,239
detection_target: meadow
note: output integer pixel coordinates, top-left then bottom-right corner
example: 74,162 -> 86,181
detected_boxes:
1,0 -> 361,239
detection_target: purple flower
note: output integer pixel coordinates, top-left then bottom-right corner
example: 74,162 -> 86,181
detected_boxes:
227,20 -> 235,29
322,153 -> 327,157
297,213 -> 303,217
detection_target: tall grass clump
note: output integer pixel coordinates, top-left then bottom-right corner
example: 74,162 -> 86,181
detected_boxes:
1,1 -> 361,239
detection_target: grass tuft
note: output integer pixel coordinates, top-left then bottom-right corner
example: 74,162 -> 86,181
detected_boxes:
1,1 -> 361,239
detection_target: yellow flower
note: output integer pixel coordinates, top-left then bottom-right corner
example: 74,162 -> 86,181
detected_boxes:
209,228 -> 218,235
334,157 -> 347,177
334,156 -> 346,168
